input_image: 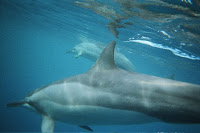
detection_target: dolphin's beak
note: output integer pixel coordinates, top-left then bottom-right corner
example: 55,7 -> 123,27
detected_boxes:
66,50 -> 73,54
7,100 -> 26,107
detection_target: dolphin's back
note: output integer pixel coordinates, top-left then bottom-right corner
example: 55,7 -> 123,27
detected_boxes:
66,69 -> 200,124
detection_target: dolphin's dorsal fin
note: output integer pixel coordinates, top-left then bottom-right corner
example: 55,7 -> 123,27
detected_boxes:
89,41 -> 117,71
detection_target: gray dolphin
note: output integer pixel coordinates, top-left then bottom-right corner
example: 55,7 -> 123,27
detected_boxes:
68,42 -> 135,72
107,21 -> 119,39
8,41 -> 200,132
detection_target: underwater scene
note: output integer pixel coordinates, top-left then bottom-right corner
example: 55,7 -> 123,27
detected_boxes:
1,0 -> 200,132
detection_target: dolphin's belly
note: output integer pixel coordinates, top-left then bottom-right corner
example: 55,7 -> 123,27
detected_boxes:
32,83 -> 158,125
39,100 -> 160,125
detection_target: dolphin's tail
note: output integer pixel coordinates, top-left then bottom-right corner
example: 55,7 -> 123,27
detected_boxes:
7,100 -> 26,107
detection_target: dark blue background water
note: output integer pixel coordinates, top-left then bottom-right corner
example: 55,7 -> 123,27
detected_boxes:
1,0 -> 200,132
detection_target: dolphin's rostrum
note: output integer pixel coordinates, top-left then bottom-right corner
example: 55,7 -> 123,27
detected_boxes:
7,41 -> 200,132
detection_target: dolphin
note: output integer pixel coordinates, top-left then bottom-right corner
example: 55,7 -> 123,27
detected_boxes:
68,42 -> 135,72
107,21 -> 125,39
7,41 -> 200,132
107,21 -> 119,39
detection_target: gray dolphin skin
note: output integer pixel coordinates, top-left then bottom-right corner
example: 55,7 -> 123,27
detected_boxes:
7,41 -> 200,132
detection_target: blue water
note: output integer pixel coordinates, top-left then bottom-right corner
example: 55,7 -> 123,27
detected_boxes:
1,0 -> 200,132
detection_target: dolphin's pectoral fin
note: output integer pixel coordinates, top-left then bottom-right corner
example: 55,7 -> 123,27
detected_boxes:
75,51 -> 82,58
41,115 -> 55,133
79,125 -> 93,132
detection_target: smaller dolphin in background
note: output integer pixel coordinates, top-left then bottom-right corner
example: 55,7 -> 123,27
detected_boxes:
67,42 -> 135,72
107,22 -> 119,39
107,21 -> 125,39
